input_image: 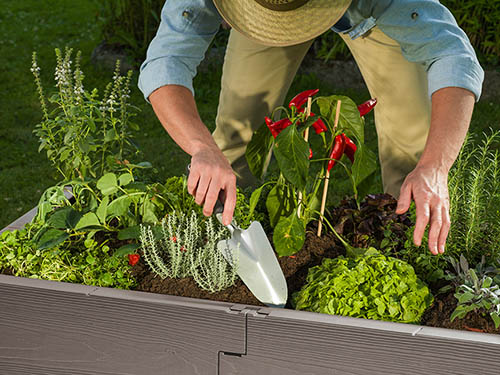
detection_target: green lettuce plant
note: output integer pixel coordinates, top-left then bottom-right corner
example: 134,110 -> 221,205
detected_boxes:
293,248 -> 433,324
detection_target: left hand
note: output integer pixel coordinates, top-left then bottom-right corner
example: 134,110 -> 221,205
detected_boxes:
395,164 -> 451,255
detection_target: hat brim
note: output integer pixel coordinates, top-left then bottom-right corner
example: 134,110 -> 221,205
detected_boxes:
213,0 -> 352,47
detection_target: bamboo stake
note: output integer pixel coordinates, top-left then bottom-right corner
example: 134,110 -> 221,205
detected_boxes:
317,99 -> 341,237
297,97 -> 313,218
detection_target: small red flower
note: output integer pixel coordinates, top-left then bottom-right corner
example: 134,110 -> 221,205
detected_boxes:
180,246 -> 187,253
171,236 -> 177,242
128,253 -> 140,266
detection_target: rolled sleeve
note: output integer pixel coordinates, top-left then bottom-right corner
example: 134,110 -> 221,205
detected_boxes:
376,0 -> 485,101
138,0 -> 222,101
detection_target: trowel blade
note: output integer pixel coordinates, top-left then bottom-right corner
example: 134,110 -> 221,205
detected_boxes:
217,221 -> 287,308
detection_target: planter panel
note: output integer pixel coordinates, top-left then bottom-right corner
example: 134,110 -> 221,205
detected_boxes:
240,309 -> 500,375
2,208 -> 500,375
0,275 -> 246,375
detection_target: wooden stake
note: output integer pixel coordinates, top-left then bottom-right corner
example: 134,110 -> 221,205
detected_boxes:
297,97 -> 312,218
317,100 -> 342,237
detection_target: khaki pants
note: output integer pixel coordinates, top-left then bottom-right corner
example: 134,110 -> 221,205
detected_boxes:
213,26 -> 431,197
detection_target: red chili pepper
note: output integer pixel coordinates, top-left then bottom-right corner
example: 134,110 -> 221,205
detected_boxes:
289,89 -> 319,109
357,98 -> 377,117
327,135 -> 346,172
309,148 -> 313,159
312,117 -> 327,134
128,253 -> 140,266
342,134 -> 357,163
265,117 -> 292,138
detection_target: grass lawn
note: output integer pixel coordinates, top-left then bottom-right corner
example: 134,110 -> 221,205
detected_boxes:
1,0 -> 499,229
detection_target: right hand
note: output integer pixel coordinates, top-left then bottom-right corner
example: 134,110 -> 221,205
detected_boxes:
187,145 -> 237,226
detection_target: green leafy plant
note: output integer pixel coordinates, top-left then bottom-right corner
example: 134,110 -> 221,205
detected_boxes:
246,91 -> 377,256
140,211 -> 237,293
32,48 -> 139,182
0,224 -> 136,289
293,248 -> 433,323
445,131 -> 500,263
442,255 -> 500,328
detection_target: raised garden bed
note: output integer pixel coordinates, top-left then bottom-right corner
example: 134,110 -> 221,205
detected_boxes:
1,208 -> 499,375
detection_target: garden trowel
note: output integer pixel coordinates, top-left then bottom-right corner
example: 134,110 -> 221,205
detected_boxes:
213,200 -> 287,308
186,165 -> 287,308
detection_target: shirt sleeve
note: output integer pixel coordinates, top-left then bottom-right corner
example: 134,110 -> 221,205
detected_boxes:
376,0 -> 484,101
138,0 -> 222,101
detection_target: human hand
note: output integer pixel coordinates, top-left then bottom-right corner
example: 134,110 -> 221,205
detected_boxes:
187,145 -> 237,226
395,164 -> 451,255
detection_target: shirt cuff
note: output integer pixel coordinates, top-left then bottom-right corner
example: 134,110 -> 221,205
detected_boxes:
427,54 -> 484,102
138,57 -> 195,102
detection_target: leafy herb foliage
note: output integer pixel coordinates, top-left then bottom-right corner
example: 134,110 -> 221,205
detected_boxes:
293,249 -> 433,323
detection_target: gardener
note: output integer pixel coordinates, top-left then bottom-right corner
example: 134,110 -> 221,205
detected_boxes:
138,0 -> 484,256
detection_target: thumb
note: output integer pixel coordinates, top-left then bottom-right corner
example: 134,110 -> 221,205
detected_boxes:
396,182 -> 412,214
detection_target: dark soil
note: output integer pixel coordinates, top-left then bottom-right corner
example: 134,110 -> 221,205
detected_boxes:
422,292 -> 500,334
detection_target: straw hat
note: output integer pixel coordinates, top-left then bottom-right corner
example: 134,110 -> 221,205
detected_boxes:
213,0 -> 352,47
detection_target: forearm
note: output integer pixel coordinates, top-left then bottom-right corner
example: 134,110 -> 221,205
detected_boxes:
417,87 -> 475,171
149,85 -> 220,156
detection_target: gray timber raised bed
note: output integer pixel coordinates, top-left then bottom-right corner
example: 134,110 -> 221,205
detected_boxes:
1,209 -> 500,375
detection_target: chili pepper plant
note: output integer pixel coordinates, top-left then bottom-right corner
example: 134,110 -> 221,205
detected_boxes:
246,90 -> 378,256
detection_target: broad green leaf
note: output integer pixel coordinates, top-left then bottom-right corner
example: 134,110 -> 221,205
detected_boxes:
248,184 -> 266,219
118,173 -> 134,187
113,243 -> 141,257
273,212 -> 305,256
317,95 -> 364,143
97,173 -> 119,195
274,125 -> 309,190
141,198 -> 158,223
36,229 -> 69,250
118,225 -> 141,240
104,128 -> 117,142
450,306 -> 468,321
491,312 -> 500,329
107,196 -> 132,217
351,144 -> 377,187
47,206 -> 82,229
75,212 -> 102,230
457,291 -> 475,304
245,123 -> 274,180
266,184 -> 296,228
96,195 -> 109,224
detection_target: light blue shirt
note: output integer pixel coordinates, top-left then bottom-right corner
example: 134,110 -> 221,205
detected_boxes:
139,0 -> 484,102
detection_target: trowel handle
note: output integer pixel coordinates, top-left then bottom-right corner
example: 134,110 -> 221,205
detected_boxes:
186,164 -> 225,216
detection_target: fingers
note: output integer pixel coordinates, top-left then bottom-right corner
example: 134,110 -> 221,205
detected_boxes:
187,167 -> 200,196
438,204 -> 451,254
414,194 -> 450,255
396,181 -> 412,214
413,198 -> 430,248
187,156 -> 237,225
222,180 -> 237,226
427,203 -> 442,255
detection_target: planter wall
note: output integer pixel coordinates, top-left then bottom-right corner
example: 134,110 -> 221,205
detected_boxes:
1,210 -> 500,375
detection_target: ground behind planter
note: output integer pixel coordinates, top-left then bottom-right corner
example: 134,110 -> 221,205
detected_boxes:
1,209 -> 500,375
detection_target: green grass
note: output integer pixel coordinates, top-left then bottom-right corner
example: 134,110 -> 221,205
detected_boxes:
1,0 -> 499,229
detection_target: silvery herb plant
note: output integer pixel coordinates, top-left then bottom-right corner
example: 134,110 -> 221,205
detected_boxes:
442,255 -> 500,328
